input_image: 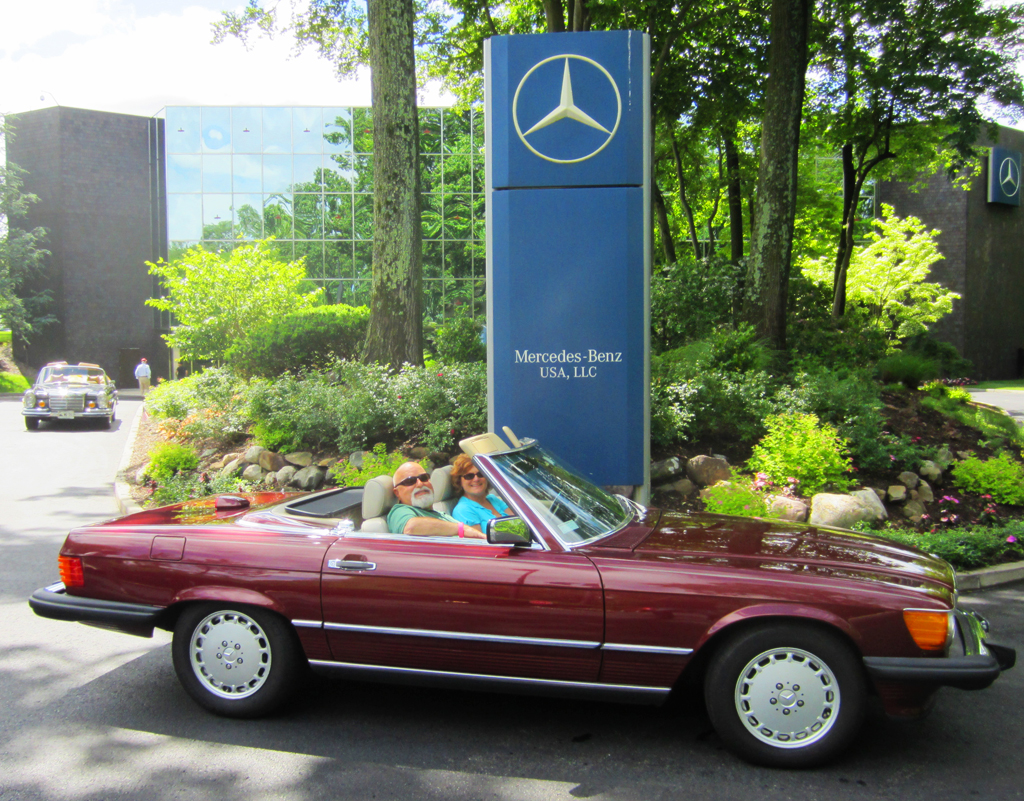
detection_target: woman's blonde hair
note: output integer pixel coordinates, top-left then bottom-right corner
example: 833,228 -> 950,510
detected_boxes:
450,453 -> 481,496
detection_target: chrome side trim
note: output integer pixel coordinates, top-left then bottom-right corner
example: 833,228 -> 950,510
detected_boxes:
291,620 -> 323,629
602,643 -> 694,656
323,621 -> 600,649
308,659 -> 671,704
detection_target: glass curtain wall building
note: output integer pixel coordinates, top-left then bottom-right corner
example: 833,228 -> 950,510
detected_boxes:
164,106 -> 485,320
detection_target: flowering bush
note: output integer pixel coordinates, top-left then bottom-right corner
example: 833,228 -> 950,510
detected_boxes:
143,441 -> 199,483
952,452 -> 1024,506
748,413 -> 853,495
701,480 -> 769,518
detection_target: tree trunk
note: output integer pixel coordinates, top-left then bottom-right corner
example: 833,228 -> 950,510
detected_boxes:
671,137 -> 701,256
742,0 -> 811,350
652,182 -> 677,264
724,129 -> 744,265
363,0 -> 424,368
831,142 -> 858,319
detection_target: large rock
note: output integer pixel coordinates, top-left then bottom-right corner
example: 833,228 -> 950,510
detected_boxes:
349,451 -> 371,469
244,445 -> 266,464
286,451 -> 313,468
242,464 -> 264,482
293,465 -> 326,491
897,471 -> 920,490
767,495 -> 809,522
276,465 -> 298,487
669,477 -> 697,497
651,457 -> 686,484
919,460 -> 943,483
916,480 -> 935,504
850,489 -> 887,521
887,485 -> 907,503
259,451 -> 288,472
218,458 -> 243,479
686,455 -> 732,487
903,499 -> 926,522
809,494 -> 882,529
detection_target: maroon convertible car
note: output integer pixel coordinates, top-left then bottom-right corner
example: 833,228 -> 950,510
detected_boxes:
30,431 -> 1015,767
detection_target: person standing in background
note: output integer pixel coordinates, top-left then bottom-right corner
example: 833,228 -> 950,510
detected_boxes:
134,357 -> 152,395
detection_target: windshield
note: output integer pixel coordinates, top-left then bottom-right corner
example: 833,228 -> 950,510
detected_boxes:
490,445 -> 631,544
38,366 -> 105,383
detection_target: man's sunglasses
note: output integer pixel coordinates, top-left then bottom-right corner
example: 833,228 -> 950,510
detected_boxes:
395,473 -> 431,488
460,471 -> 485,481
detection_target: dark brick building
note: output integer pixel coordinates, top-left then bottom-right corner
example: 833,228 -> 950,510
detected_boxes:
7,106 -> 167,386
879,126 -> 1024,380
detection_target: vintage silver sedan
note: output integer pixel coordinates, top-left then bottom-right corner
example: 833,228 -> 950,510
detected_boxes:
22,361 -> 118,430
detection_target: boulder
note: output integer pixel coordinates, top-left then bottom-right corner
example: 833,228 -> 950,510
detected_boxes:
293,465 -> 327,491
669,477 -> 697,497
286,451 -> 313,468
917,480 -> 935,504
264,472 -> 279,487
218,458 -> 243,479
850,489 -> 888,521
887,485 -> 907,503
259,451 -> 288,472
897,471 -> 920,490
903,499 -> 926,522
870,487 -> 886,503
349,451 -> 371,469
919,460 -> 943,483
276,465 -> 298,487
808,494 -> 881,529
208,458 -> 225,470
244,445 -> 266,464
201,448 -> 218,459
686,455 -> 732,487
317,458 -> 335,468
406,446 -> 430,461
767,495 -> 809,522
651,457 -> 686,484
935,445 -> 955,469
242,464 -> 264,482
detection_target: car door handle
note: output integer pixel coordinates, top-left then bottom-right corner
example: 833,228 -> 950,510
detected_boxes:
327,559 -> 376,571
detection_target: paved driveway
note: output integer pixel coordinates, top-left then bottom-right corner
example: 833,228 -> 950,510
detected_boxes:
967,388 -> 1024,425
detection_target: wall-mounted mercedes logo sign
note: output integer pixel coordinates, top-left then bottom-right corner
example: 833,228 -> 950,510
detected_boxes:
1000,156 -> 1020,197
512,54 -> 622,164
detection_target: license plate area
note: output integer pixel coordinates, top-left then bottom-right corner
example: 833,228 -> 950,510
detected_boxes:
57,411 -> 75,420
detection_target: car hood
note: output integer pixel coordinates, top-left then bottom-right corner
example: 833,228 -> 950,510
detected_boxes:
32,380 -> 100,393
593,508 -> 956,596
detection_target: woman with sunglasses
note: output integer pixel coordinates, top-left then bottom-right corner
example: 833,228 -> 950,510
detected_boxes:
450,454 -> 511,527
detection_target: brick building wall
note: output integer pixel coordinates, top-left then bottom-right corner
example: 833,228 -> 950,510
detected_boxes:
7,107 -> 167,385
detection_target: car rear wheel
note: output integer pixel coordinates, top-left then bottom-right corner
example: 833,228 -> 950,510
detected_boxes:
172,604 -> 302,718
25,417 -> 39,430
704,623 -> 866,768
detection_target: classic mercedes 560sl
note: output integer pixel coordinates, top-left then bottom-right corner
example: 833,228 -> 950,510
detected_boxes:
29,431 -> 1015,767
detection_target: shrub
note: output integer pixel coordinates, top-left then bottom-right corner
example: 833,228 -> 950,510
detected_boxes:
145,367 -> 249,441
650,257 -> 741,351
903,332 -> 973,379
245,370 -> 349,452
226,304 -> 370,378
0,372 -> 29,392
149,472 -> 255,508
701,480 -> 769,517
868,523 -> 1024,571
329,443 -> 422,486
748,413 -> 853,495
876,353 -> 940,389
431,311 -> 485,364
143,441 -> 200,483
952,452 -> 1024,505
389,362 -> 487,451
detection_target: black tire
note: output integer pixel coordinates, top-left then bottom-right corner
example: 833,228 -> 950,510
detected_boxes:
24,417 -> 39,430
172,603 -> 302,718
704,623 -> 866,768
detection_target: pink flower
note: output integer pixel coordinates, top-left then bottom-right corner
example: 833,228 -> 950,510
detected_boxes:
1008,535 -> 1018,543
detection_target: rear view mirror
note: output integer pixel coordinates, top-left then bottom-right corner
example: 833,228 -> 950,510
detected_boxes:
486,516 -> 532,547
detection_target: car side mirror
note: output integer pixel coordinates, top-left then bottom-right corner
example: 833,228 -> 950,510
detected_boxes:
486,515 -> 532,547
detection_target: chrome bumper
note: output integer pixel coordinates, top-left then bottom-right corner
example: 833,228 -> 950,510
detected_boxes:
864,609 -> 1015,690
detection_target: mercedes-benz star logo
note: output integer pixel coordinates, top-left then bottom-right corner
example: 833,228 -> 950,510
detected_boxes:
512,54 -> 621,164
1000,156 -> 1020,197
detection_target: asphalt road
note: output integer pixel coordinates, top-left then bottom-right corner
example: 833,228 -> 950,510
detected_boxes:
1,395 -> 1022,800
968,388 -> 1024,426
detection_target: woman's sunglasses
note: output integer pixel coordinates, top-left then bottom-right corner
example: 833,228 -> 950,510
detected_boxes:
395,473 -> 431,488
460,471 -> 485,481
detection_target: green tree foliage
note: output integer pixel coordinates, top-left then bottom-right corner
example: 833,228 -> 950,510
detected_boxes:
803,205 -> 959,343
748,412 -> 853,495
0,151 -> 51,342
226,304 -> 371,378
146,240 -> 321,361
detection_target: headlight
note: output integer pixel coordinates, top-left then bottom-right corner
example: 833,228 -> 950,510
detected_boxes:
24,393 -> 35,407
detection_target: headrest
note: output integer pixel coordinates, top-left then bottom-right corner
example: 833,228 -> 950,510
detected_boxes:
430,464 -> 454,502
361,475 -> 395,519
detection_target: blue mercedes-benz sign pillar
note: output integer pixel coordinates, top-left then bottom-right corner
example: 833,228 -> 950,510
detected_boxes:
485,31 -> 651,499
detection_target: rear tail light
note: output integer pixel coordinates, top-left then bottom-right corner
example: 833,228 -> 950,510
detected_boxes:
903,609 -> 953,651
58,556 -> 84,587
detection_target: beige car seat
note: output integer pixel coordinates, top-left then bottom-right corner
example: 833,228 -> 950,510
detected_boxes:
360,475 -> 395,533
430,465 -> 457,517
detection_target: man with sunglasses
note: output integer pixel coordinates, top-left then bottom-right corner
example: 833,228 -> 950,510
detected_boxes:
387,461 -> 486,538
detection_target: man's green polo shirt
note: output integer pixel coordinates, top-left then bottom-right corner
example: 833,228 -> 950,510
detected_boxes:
387,503 -> 458,535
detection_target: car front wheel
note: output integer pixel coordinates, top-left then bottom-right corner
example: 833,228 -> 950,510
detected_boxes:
704,623 -> 866,768
24,417 -> 39,430
172,604 -> 302,718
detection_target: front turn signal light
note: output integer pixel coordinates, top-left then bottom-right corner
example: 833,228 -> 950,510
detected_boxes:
58,556 -> 84,587
904,609 -> 952,651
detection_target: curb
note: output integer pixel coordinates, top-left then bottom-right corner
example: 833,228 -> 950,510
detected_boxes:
114,403 -> 146,517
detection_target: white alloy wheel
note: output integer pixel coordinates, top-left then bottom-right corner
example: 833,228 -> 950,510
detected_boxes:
188,610 -> 273,699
